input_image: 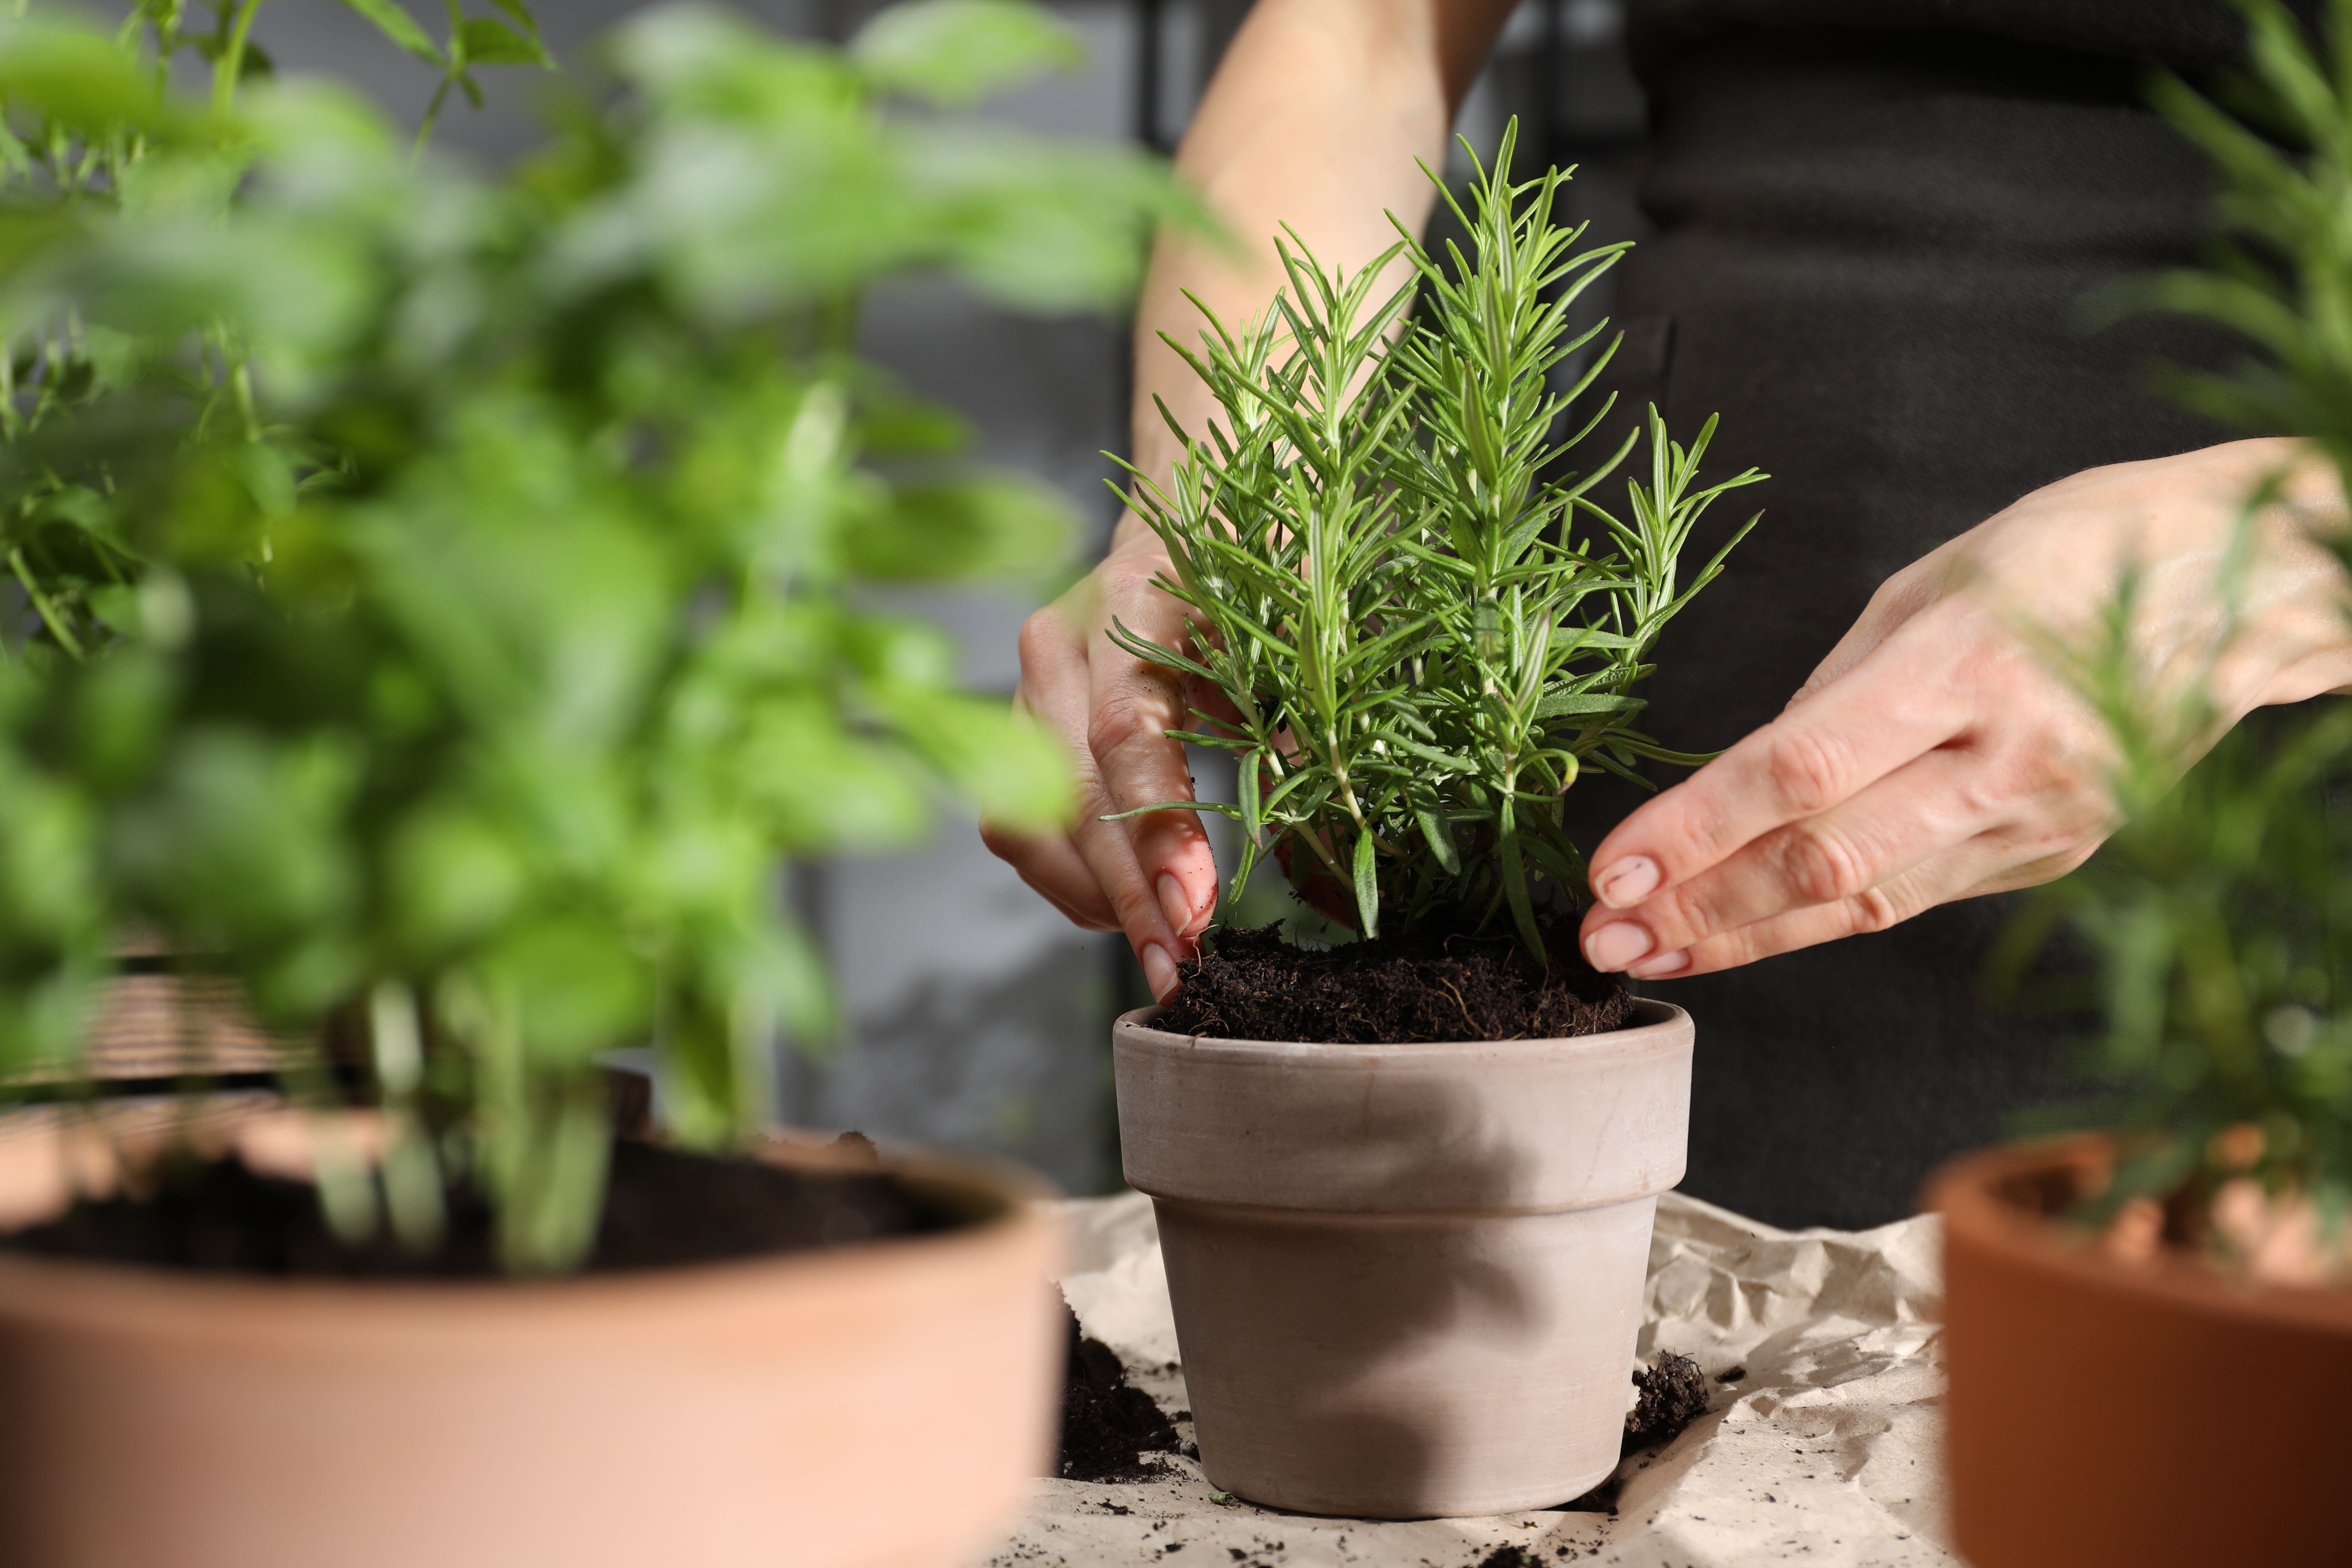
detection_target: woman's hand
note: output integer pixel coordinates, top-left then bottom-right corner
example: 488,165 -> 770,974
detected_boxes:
1577,438 -> 2352,981
980,535 -> 1217,1001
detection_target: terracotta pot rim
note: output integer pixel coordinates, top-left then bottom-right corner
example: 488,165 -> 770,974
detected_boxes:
0,1132 -> 1057,1323
1924,1136 -> 2352,1335
1116,996 -> 1689,1057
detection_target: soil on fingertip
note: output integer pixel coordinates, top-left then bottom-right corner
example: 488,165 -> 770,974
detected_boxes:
1160,919 -> 1632,1044
1055,1296 -> 1183,1482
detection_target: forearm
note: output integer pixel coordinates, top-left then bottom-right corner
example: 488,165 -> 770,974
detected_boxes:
1119,0 -> 1514,548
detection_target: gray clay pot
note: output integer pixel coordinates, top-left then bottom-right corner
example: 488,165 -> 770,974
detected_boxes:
1113,1000 -> 1694,1518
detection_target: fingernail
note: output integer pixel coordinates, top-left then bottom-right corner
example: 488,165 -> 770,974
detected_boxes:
1157,873 -> 1197,937
1629,949 -> 1690,979
1594,855 -> 1661,909
1140,942 -> 1179,1002
1584,922 -> 1655,973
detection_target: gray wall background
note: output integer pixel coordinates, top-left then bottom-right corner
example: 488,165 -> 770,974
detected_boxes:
250,0 -> 1650,1195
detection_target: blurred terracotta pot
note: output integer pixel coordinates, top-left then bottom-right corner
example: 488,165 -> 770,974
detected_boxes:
1113,999 -> 1693,1518
1928,1139 -> 2352,1568
0,1115 -> 1062,1568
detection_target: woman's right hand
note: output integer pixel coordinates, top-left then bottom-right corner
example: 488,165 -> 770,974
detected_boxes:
981,534 -> 1218,1002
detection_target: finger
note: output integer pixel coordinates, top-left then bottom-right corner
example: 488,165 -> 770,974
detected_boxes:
1619,817 -> 2102,981
1010,601 -> 1192,999
1580,742 -> 2006,969
1086,638 -> 1217,943
1075,688 -> 1210,995
978,821 -> 1120,931
1585,625 -> 1972,910
1031,696 -> 1189,997
1622,849 -> 1974,981
1090,574 -> 1219,931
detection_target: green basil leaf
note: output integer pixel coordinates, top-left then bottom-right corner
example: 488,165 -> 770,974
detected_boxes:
457,16 -> 551,66
337,0 -> 442,64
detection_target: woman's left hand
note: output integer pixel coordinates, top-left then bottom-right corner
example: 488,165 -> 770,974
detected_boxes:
1577,438 -> 2352,981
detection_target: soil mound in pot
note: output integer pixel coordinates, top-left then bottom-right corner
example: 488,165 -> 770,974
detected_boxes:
1162,920 -> 1631,1044
1055,1297 -> 1181,1481
1,1137 -> 946,1277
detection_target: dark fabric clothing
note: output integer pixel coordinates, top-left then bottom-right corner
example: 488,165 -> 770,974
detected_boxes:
1626,0 -> 2271,79
1571,7 -> 2260,1227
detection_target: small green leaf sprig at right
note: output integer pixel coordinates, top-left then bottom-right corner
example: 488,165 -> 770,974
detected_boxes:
1104,119 -> 1764,962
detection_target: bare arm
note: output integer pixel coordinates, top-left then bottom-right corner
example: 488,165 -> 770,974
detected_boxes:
983,0 -> 1515,998
1125,0 -> 1515,513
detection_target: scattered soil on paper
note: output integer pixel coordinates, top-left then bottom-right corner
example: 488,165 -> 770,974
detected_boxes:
1624,1351 -> 1711,1451
1163,920 -> 1632,1044
2,1134 -> 943,1276
1056,1296 -> 1183,1481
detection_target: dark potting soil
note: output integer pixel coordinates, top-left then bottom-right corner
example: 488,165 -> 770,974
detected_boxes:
1162,920 -> 1632,1044
1055,1295 -> 1182,1482
1623,1351 -> 1710,1452
1554,1353 -> 1714,1517
1,1136 -> 946,1278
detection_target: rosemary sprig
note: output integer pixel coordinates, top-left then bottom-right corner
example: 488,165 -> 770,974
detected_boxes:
1108,120 -> 1764,962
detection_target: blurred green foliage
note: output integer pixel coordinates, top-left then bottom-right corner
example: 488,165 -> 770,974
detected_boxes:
2014,0 -> 2352,1254
0,0 -> 555,656
0,0 -> 1193,1270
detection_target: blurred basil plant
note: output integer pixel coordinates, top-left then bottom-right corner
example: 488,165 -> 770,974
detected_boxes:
0,0 -> 1192,1270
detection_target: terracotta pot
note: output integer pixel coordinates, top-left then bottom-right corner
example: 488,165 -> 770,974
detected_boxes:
1928,1139 -> 2352,1568
0,1113 -> 1063,1568
1113,999 -> 1693,1518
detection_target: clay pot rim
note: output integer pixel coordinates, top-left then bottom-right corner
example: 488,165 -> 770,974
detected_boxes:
1115,996 -> 1689,1058
0,1132 -> 1057,1326
1924,1136 -> 2352,1336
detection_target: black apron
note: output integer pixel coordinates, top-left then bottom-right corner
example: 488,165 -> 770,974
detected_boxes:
1570,3 -> 2268,1226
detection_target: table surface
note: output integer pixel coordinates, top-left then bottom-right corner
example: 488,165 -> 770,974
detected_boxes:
984,1189 -> 1953,1568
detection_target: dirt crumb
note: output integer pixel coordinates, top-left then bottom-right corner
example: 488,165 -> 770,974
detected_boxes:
1624,1351 -> 1710,1451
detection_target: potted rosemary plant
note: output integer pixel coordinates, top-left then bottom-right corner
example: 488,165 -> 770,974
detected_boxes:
1930,5 -> 2352,1564
1107,126 -> 1763,1517
0,4 -> 1187,1564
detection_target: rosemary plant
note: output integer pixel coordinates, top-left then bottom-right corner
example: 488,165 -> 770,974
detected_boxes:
1112,124 -> 1763,962
2005,0 -> 2352,1259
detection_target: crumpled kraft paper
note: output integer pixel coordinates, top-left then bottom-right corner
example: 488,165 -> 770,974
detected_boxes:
982,1190 -> 1955,1568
